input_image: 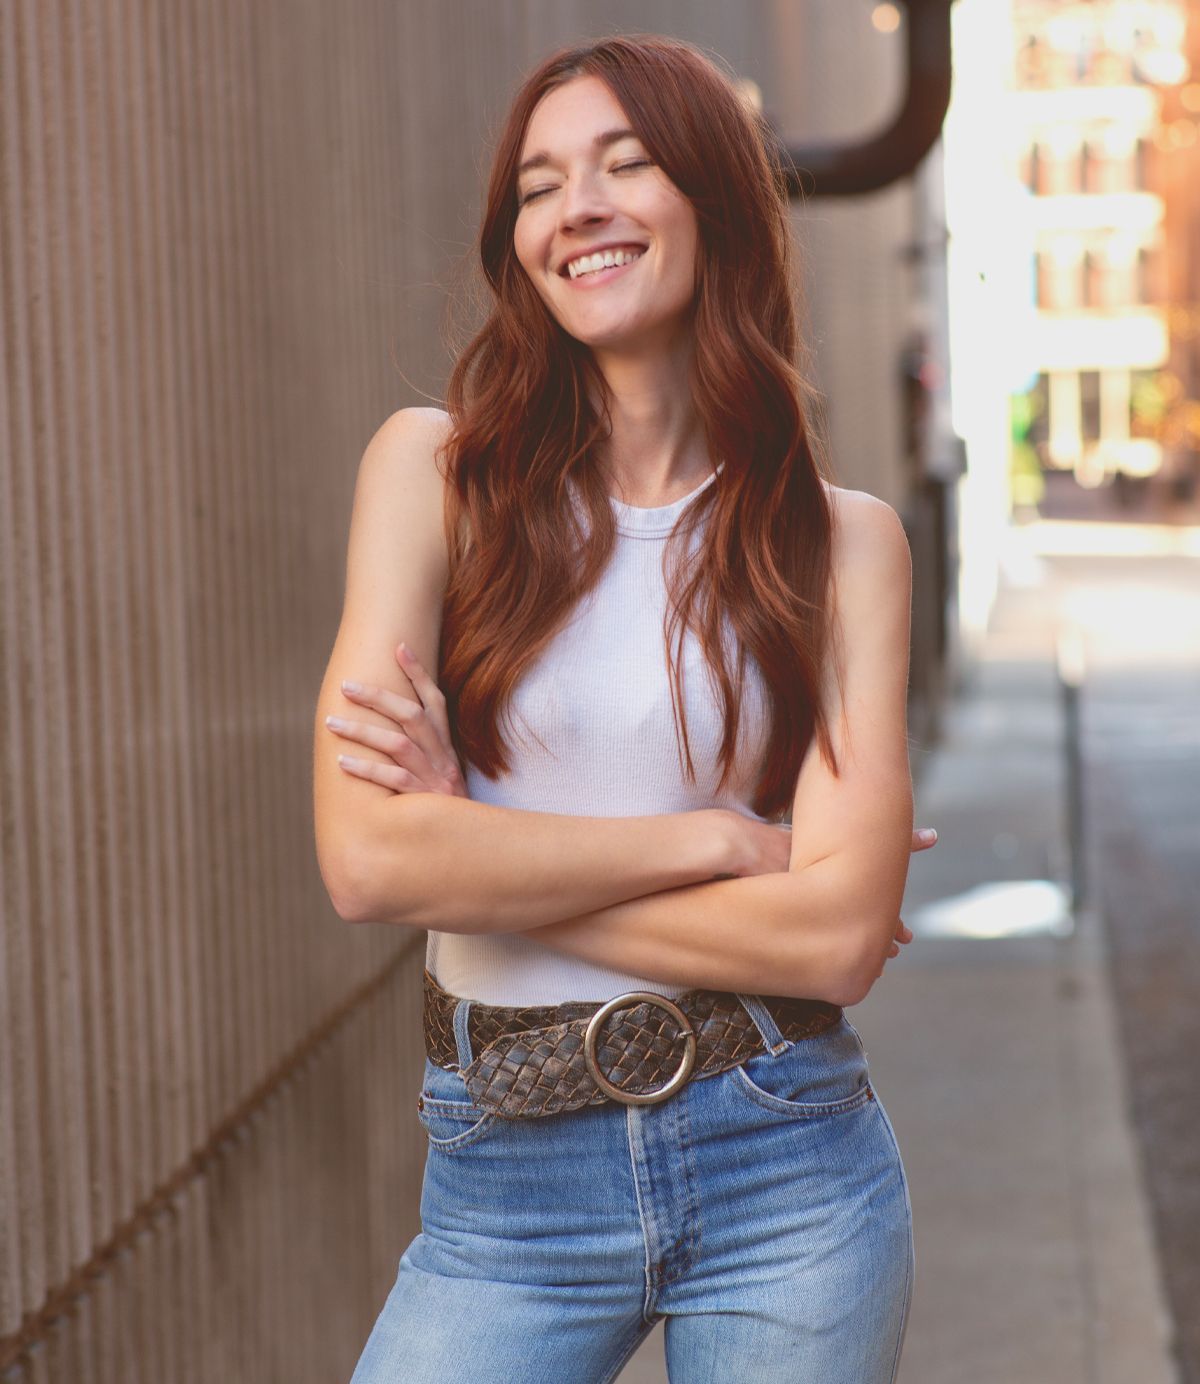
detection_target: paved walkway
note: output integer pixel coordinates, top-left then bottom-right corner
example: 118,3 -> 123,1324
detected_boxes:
1028,529 -> 1200,1381
619,521 -> 1179,1383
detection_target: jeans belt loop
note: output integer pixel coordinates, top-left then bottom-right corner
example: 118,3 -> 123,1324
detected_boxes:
452,997 -> 474,1069
736,993 -> 791,1056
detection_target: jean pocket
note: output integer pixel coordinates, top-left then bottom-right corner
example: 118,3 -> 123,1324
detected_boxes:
417,1060 -> 499,1151
731,1025 -> 875,1118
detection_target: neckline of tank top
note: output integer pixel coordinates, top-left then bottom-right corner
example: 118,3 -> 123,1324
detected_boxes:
605,461 -> 725,538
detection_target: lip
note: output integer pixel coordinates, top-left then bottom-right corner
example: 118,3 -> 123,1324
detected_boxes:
565,258 -> 641,289
562,249 -> 646,288
558,242 -> 648,277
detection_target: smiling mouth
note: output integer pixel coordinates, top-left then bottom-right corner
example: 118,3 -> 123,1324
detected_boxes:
563,255 -> 643,287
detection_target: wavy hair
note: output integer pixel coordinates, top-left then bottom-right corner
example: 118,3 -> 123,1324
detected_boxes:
435,32 -> 842,820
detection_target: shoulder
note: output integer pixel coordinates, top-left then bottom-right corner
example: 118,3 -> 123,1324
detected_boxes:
821,482 -> 911,593
366,405 -> 454,477
354,406 -> 457,563
821,479 -> 907,544
817,483 -> 912,702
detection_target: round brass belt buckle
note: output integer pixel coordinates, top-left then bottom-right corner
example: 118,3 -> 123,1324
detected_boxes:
583,992 -> 698,1106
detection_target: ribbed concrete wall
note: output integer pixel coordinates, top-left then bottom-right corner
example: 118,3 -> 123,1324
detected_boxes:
767,0 -> 911,508
0,3 -> 922,1379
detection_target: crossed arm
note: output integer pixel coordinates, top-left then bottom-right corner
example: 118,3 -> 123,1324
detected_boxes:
509,862 -> 904,1006
317,492 -> 925,1007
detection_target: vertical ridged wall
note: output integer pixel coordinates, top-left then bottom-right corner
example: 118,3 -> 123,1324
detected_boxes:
5,3 -> 923,1378
767,0 -> 912,506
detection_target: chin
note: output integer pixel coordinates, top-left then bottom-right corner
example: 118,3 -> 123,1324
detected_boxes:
560,310 -> 680,351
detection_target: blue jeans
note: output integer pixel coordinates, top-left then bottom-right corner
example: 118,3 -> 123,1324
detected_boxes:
349,994 -> 913,1383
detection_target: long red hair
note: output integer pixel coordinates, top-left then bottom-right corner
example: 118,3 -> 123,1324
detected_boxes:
436,33 -> 842,820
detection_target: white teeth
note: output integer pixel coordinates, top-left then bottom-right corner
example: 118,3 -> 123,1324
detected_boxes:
567,247 -> 645,279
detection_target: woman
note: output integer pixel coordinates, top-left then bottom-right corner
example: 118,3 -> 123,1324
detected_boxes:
314,33 -> 935,1384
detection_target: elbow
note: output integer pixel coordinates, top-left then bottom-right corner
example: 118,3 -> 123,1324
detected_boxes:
337,842 -> 425,927
817,955 -> 871,1009
828,969 -> 873,1010
774,929 -> 874,1009
833,924 -> 899,1008
774,868 -> 897,1007
315,793 -> 444,927
317,845 -> 378,925
317,830 -> 419,928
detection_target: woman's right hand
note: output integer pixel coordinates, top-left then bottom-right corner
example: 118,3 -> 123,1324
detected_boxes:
711,812 -> 795,880
716,810 -> 937,880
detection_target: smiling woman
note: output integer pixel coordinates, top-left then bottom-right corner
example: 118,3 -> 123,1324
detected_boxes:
511,75 -> 701,376
321,32 -> 924,1384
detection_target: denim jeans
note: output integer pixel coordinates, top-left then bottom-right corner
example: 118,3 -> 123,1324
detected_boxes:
349,993 -> 914,1383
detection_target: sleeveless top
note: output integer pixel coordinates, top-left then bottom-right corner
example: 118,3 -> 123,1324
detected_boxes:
424,461 -> 775,1004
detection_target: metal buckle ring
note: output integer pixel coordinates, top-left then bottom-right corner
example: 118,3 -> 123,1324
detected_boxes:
583,992 -> 698,1106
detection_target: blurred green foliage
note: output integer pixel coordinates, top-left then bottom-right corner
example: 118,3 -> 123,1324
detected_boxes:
1009,389 -> 1046,508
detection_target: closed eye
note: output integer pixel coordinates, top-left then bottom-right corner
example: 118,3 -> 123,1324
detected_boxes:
518,159 -> 654,208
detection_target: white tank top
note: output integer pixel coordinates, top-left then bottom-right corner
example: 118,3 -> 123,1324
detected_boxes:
425,461 -> 774,1004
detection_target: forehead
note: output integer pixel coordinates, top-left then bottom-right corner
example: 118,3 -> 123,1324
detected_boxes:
518,75 -> 636,165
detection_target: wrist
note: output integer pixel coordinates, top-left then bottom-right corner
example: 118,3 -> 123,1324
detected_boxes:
706,809 -> 744,880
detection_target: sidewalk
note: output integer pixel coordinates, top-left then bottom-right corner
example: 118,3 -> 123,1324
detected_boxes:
620,534 -> 1179,1383
855,621 -> 1178,1383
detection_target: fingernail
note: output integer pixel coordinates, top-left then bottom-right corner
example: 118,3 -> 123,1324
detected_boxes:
918,828 -> 937,843
342,680 -> 363,694
325,716 -> 346,729
398,643 -> 411,660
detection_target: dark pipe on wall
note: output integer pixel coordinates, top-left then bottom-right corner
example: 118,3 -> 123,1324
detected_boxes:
767,0 -> 956,199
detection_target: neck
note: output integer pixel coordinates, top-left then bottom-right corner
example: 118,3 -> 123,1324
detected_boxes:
587,336 -> 713,504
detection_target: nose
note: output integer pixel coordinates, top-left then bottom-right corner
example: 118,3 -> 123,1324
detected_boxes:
557,168 -> 614,233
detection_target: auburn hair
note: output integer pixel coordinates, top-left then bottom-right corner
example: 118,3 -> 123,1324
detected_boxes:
435,33 -> 843,821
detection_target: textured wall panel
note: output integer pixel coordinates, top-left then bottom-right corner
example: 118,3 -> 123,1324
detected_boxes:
767,0 -> 912,507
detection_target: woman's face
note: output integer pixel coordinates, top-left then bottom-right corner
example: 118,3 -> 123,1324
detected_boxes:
513,75 -> 699,353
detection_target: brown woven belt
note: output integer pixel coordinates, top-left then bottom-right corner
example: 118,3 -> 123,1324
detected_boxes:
422,968 -> 843,1119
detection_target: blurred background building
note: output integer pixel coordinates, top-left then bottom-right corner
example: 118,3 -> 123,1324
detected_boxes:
1006,0 -> 1200,517
1,3 -> 1196,1382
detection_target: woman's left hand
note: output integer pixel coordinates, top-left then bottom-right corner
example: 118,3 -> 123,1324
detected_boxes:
327,643 -> 468,797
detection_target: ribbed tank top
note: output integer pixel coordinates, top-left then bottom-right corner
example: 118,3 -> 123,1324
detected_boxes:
425,461 -> 773,1004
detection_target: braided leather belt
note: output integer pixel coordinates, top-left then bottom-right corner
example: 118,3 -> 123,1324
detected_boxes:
423,968 -> 843,1119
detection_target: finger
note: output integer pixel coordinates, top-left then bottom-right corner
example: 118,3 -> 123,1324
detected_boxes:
336,755 -> 434,793
912,827 -> 938,851
395,644 -> 457,757
325,716 -> 440,782
394,646 -> 466,791
341,677 -> 457,782
888,942 -> 900,957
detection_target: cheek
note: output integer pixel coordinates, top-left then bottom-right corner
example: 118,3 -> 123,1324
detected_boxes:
663,226 -> 698,296
656,200 -> 698,283
512,215 -> 550,277
512,229 -> 534,278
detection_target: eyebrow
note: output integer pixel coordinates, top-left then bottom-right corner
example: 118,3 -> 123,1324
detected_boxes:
516,127 -> 641,179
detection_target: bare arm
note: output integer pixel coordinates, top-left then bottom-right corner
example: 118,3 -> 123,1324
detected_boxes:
344,794 -> 739,933
503,489 -> 916,1007
317,418 -> 910,1001
515,863 -> 865,1005
313,406 -> 742,930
